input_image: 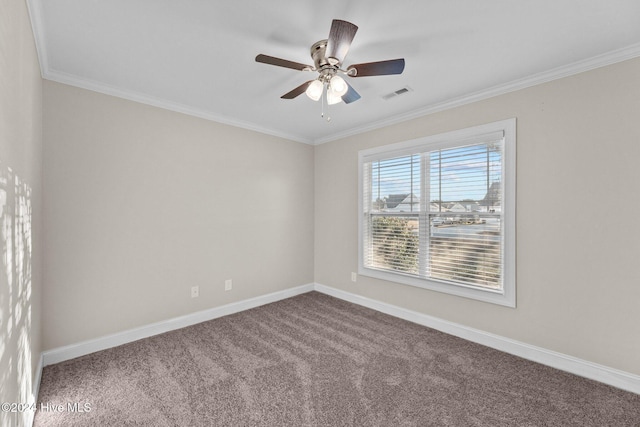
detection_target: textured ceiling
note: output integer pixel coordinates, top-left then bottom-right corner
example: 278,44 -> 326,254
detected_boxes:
28,0 -> 640,144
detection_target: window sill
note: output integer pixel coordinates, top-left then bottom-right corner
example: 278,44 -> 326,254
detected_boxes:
358,266 -> 516,307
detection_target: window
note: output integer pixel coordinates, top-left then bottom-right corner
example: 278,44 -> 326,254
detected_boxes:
358,119 -> 516,306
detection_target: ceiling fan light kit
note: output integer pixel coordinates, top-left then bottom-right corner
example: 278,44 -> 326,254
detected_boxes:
256,19 -> 405,120
305,80 -> 324,101
329,75 -> 348,96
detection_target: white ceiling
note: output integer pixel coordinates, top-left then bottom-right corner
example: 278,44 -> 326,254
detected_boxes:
28,0 -> 640,144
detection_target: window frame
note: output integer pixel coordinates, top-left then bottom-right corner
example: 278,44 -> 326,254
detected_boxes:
358,118 -> 516,307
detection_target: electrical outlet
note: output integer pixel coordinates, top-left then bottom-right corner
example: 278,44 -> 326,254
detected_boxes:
191,286 -> 199,298
351,272 -> 357,282
225,279 -> 232,291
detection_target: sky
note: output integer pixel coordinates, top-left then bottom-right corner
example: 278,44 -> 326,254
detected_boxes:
370,142 -> 502,204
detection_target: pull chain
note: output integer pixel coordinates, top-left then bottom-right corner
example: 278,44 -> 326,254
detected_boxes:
320,82 -> 331,122
321,83 -> 325,119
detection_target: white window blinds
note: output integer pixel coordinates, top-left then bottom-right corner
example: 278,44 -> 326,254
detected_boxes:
363,154 -> 420,275
427,140 -> 503,289
359,119 -> 516,306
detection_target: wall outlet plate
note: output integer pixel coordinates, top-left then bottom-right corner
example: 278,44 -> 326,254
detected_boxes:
225,279 -> 232,291
191,286 -> 199,298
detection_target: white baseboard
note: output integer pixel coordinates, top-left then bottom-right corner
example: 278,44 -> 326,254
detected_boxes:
38,281 -> 639,396
27,354 -> 43,427
313,283 -> 640,395
42,283 -> 314,366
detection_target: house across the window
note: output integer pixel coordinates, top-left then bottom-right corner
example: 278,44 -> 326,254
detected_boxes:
358,119 -> 516,307
383,193 -> 420,212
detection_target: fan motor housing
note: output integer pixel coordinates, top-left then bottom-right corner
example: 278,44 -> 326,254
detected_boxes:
311,40 -> 332,70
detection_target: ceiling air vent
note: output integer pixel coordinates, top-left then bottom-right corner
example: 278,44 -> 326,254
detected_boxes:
382,86 -> 413,100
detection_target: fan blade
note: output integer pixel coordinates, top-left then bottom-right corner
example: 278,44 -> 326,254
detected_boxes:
281,80 -> 314,99
255,54 -> 313,71
342,81 -> 361,104
325,19 -> 358,65
347,58 -> 405,77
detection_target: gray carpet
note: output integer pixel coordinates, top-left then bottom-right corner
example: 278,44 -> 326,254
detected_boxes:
35,292 -> 640,426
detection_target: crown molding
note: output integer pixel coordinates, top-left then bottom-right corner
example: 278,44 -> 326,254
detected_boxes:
25,0 -> 640,147
26,0 -> 48,78
25,0 -> 311,145
311,42 -> 640,144
43,69 -> 313,145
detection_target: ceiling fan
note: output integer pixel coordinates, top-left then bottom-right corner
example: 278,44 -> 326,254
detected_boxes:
255,19 -> 405,107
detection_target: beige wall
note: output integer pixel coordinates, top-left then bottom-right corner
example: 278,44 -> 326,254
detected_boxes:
42,81 -> 314,349
0,0 -> 43,425
35,29 -> 640,381
2,0 -> 636,411
315,57 -> 640,375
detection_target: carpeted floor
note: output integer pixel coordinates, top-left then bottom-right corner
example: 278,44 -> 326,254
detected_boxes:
35,292 -> 640,426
